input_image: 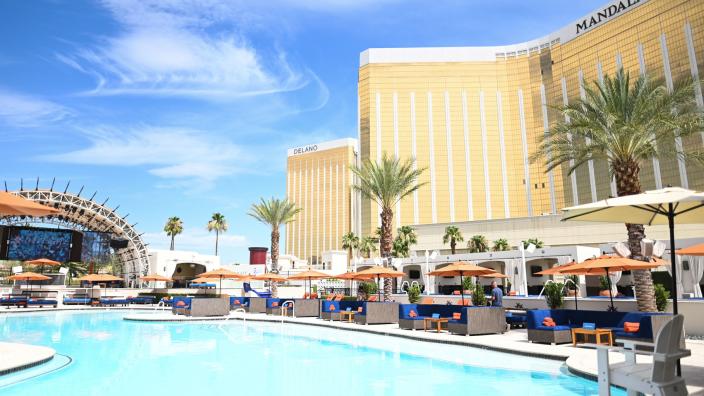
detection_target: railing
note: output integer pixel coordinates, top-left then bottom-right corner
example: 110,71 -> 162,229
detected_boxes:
280,300 -> 295,320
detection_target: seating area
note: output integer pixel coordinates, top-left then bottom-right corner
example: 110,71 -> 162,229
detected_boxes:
229,296 -> 250,311
527,309 -> 669,345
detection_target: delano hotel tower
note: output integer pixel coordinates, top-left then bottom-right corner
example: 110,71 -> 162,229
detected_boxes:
357,0 -> 704,238
288,0 -> 704,262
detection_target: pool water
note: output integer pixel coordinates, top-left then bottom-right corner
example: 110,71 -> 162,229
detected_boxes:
0,311 -> 622,396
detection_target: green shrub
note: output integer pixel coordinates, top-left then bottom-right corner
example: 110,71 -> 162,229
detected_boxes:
654,283 -> 670,312
462,276 -> 473,291
472,282 -> 487,306
360,281 -> 378,298
407,284 -> 421,303
599,276 -> 610,291
544,282 -> 564,309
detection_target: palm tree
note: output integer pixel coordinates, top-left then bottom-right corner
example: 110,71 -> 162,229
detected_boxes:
164,216 -> 183,251
207,213 -> 228,256
64,261 -> 88,285
492,238 -> 510,252
358,236 -> 378,258
442,226 -> 464,254
248,198 -> 301,297
522,238 -> 544,249
467,235 -> 489,253
350,153 -> 425,301
534,68 -> 704,312
341,232 -> 360,262
392,226 -> 418,258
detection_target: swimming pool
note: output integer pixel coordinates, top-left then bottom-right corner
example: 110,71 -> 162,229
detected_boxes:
0,311 -> 622,395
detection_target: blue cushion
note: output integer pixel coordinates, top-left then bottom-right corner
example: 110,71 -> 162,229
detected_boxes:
535,325 -> 571,331
583,322 -> 596,330
431,313 -> 440,319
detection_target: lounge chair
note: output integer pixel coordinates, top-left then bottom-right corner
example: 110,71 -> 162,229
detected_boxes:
100,297 -> 130,306
128,296 -> 156,304
27,293 -> 58,308
1,295 -> 28,308
597,315 -> 690,396
63,294 -> 91,305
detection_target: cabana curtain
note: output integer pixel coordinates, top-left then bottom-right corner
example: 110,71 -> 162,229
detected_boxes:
686,256 -> 704,298
668,256 -> 685,299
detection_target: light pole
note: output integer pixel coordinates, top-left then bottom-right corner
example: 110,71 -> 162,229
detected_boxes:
519,243 -> 536,296
424,250 -> 438,295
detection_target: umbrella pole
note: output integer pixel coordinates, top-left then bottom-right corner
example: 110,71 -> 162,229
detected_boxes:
668,205 -> 682,377
378,275 -> 381,302
460,273 -> 465,306
605,269 -> 615,311
667,206 -> 679,315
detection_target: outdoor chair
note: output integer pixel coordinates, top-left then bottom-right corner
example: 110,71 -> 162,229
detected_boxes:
597,314 -> 690,396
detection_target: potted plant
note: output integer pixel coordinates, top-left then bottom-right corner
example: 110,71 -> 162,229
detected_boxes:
406,284 -> 421,304
565,274 -> 579,297
654,283 -> 670,312
599,276 -> 611,297
471,282 -> 487,306
544,282 -> 564,309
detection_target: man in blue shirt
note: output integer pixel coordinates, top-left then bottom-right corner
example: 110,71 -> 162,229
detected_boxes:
490,281 -> 503,307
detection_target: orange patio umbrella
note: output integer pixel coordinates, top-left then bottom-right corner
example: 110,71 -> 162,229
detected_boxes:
252,273 -> 288,282
676,243 -> 704,256
288,270 -> 330,298
25,258 -> 61,273
8,272 -> 51,293
333,272 -> 360,280
559,255 -> 659,311
140,274 -> 172,287
429,262 -> 494,304
199,268 -> 247,296
77,273 -> 123,299
0,192 -> 59,217
478,271 -> 509,278
352,266 -> 404,302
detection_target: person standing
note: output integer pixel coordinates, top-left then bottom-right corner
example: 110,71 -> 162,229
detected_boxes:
490,281 -> 503,307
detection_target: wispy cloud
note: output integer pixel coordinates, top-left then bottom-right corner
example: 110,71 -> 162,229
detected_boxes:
0,89 -> 72,128
40,125 -> 260,185
143,226 -> 248,257
56,0 -> 312,100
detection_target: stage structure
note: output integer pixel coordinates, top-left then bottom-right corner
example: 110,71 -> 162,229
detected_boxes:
1,179 -> 149,286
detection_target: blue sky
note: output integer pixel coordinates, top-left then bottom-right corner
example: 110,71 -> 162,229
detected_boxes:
1,0 -> 604,264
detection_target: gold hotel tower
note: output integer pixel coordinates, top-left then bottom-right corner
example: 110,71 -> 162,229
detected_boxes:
286,138 -> 359,264
357,0 -> 704,238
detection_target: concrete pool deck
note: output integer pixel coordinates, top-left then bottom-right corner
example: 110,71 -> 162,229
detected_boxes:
0,342 -> 55,376
1,307 -> 703,394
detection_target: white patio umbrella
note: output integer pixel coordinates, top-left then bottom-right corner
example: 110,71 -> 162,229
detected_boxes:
561,187 -> 704,315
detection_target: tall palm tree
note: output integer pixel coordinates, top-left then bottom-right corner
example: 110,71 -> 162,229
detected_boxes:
207,213 -> 228,256
350,153 -> 425,300
467,235 -> 489,253
535,68 -> 704,312
64,261 -> 88,285
442,226 -> 464,254
392,226 -> 418,258
341,232 -> 360,263
492,238 -> 510,252
358,235 -> 378,259
248,198 -> 301,297
164,216 -> 183,251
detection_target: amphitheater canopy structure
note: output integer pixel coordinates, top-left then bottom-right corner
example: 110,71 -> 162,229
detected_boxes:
0,179 -> 149,286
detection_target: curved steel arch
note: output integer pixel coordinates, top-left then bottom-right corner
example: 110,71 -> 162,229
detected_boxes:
2,190 -> 149,285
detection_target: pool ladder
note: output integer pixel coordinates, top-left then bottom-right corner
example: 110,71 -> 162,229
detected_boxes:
153,300 -> 167,312
280,300 -> 294,322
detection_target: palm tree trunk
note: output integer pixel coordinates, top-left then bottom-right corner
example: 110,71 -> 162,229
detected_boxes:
380,207 -> 393,301
271,229 -> 280,298
215,230 -> 219,256
170,235 -> 175,251
614,159 -> 657,312
451,239 -> 456,255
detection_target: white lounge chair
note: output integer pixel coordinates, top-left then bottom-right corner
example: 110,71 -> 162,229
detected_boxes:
597,314 -> 690,396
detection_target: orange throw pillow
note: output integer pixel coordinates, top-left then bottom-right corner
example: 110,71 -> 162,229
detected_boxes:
542,317 -> 556,327
329,305 -> 336,311
271,302 -> 279,307
452,312 -> 461,320
234,299 -> 240,305
409,309 -> 417,318
357,307 -> 363,313
175,301 -> 186,307
624,322 -> 640,333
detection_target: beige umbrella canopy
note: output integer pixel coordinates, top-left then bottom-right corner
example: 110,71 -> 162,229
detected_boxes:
0,192 -> 59,217
561,187 -> 704,315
